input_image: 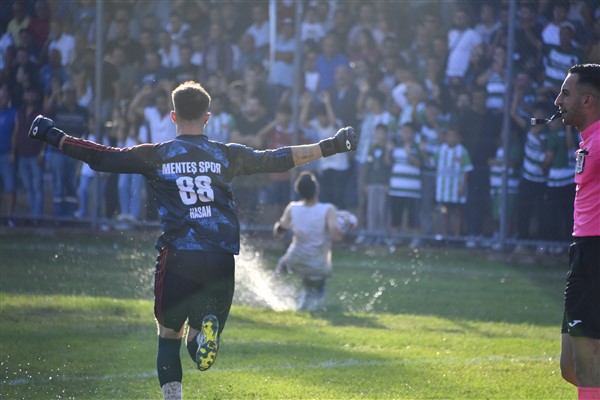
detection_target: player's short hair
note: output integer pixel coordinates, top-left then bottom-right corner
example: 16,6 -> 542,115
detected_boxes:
295,171 -> 318,200
172,81 -> 211,121
569,64 -> 600,95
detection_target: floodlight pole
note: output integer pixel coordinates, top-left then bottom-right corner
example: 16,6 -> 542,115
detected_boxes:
499,0 -> 517,250
269,0 -> 304,202
288,1 -> 304,202
92,0 -> 104,231
269,0 -> 276,75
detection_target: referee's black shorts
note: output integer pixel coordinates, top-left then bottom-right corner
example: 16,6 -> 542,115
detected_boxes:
561,236 -> 600,339
154,246 -> 235,333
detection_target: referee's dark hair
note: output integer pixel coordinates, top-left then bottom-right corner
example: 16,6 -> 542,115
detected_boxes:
172,81 -> 211,121
569,64 -> 600,95
294,171 -> 318,200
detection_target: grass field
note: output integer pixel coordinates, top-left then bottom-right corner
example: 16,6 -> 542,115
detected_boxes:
0,228 -> 575,399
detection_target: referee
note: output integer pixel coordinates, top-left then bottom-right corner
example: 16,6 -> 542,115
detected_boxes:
555,64 -> 600,398
28,81 -> 358,400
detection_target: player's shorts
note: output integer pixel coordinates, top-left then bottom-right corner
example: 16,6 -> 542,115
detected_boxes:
154,246 -> 235,333
561,236 -> 600,339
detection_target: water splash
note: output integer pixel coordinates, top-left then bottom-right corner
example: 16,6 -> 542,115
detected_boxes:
233,236 -> 298,311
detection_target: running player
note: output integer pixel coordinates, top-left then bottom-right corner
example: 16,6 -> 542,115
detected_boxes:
554,64 -> 600,399
28,81 -> 358,400
273,171 -> 353,311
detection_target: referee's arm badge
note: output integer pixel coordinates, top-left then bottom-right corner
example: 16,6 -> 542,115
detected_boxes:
575,148 -> 588,174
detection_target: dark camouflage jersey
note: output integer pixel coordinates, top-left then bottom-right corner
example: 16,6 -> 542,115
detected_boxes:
62,134 -> 294,253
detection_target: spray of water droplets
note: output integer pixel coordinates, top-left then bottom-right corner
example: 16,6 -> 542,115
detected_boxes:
233,235 -> 298,311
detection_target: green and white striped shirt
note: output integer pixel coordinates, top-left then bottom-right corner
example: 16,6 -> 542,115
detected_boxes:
389,144 -> 421,199
485,71 -> 507,111
546,128 -> 579,187
435,143 -> 473,204
521,131 -> 547,183
542,45 -> 584,89
490,147 -> 520,195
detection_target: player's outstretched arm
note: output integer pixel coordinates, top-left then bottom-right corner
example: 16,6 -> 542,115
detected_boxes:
289,143 -> 324,167
290,126 -> 358,167
29,115 -> 154,174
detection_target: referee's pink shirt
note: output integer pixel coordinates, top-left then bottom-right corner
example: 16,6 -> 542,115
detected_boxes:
573,119 -> 600,237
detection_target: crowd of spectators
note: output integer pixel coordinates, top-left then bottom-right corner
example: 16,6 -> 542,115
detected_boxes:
1,0 -> 599,252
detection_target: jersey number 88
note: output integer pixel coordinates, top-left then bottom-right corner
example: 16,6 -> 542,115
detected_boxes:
176,175 -> 214,205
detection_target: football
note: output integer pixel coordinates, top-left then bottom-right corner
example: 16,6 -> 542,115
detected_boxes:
336,210 -> 358,232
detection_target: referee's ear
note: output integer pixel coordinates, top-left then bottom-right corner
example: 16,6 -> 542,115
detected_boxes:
204,112 -> 210,127
171,110 -> 177,123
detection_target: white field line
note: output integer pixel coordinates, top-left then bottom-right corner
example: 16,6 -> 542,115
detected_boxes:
6,355 -> 558,386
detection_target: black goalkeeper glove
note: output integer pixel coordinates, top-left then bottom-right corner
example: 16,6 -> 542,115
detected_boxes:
29,115 -> 66,148
319,126 -> 358,157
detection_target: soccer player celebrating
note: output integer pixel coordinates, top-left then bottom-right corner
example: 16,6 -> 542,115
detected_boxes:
554,64 -> 600,399
28,81 -> 357,400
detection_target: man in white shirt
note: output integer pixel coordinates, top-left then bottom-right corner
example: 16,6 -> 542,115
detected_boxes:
48,19 -> 76,67
445,7 -> 482,82
268,18 -> 297,97
541,2 -> 570,46
129,85 -> 177,145
244,4 -> 270,56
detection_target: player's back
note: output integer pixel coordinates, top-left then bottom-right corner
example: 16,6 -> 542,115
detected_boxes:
148,135 -> 240,253
283,201 -> 333,276
289,202 -> 331,247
